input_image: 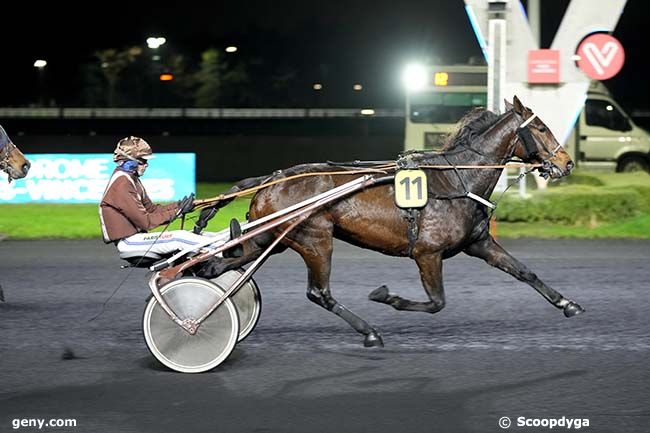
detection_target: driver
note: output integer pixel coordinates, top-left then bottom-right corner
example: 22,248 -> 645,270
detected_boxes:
99,136 -> 210,257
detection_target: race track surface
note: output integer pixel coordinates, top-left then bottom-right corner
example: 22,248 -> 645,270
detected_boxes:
1,239 -> 648,432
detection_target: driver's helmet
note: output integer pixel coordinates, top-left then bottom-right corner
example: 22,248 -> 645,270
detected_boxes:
113,136 -> 154,162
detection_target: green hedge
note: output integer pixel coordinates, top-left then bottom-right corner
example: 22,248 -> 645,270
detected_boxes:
495,184 -> 650,225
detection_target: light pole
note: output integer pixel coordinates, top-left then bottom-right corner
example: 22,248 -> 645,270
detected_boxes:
146,37 -> 166,107
34,59 -> 47,107
353,83 -> 363,109
312,83 -> 323,108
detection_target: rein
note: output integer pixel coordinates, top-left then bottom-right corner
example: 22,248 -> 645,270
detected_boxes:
194,167 -> 392,208
194,162 -> 541,209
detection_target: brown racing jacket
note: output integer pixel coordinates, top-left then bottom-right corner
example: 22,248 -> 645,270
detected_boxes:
99,168 -> 179,243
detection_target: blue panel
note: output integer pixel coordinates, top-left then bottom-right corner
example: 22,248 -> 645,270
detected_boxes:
0,153 -> 195,203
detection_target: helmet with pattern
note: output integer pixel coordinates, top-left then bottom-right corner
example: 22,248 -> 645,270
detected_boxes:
113,136 -> 154,163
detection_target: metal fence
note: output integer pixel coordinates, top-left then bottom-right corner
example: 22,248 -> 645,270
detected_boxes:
0,107 -> 404,119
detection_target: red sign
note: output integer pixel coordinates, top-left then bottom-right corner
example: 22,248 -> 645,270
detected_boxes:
528,49 -> 560,83
576,33 -> 625,80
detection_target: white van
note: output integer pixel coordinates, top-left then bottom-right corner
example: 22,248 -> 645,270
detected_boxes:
571,81 -> 650,172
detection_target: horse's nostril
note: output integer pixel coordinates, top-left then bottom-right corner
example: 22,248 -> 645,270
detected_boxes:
566,161 -> 574,172
22,163 -> 30,175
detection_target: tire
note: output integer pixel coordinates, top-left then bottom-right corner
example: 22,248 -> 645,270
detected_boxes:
618,156 -> 649,173
211,269 -> 262,342
143,277 -> 239,373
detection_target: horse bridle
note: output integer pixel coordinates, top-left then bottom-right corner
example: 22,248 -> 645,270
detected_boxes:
0,137 -> 18,174
516,112 -> 563,164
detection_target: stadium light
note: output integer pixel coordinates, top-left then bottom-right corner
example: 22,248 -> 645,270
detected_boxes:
33,59 -> 47,68
353,84 -> 363,91
313,83 -> 323,91
147,37 -> 167,49
402,63 -> 427,91
225,46 -> 238,53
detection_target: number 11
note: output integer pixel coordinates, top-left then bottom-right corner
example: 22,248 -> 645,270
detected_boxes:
399,176 -> 423,200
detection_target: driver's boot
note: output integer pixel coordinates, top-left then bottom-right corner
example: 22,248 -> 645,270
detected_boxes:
223,219 -> 244,258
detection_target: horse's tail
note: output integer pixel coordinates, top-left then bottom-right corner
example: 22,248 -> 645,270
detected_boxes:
193,173 -> 275,234
232,173 -> 275,194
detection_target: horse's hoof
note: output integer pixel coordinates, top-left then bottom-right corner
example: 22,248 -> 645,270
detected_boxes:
563,301 -> 585,318
364,330 -> 384,348
369,286 -> 389,303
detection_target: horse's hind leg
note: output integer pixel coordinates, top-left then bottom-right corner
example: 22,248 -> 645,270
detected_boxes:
464,235 -> 585,317
286,232 -> 384,347
369,252 -> 446,313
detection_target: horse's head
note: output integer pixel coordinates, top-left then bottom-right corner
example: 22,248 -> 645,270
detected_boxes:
505,96 -> 574,179
0,125 -> 31,182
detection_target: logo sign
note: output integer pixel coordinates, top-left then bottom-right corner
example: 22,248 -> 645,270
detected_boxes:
0,153 -> 195,203
576,33 -> 625,80
394,169 -> 428,208
527,49 -> 560,83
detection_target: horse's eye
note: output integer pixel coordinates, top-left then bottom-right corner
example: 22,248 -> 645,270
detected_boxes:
538,126 -> 547,133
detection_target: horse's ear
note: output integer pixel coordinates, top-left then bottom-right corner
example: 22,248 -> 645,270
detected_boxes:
512,95 -> 525,114
504,99 -> 514,111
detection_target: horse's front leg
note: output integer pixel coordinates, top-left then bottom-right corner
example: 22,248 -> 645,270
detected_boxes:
464,235 -> 585,317
369,252 -> 446,314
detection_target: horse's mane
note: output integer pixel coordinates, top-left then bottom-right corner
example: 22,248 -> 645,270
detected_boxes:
441,107 -> 502,151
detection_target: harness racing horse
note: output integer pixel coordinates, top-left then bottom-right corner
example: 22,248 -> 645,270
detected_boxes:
199,96 -> 585,347
0,125 -> 30,301
0,125 -> 30,182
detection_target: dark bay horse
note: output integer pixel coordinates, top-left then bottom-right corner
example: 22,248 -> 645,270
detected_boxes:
0,125 -> 30,301
0,125 -> 30,182
200,96 -> 584,347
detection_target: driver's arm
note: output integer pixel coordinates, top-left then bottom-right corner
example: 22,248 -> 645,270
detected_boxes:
141,190 -> 178,214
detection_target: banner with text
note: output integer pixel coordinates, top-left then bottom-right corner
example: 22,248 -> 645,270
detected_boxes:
0,153 -> 195,203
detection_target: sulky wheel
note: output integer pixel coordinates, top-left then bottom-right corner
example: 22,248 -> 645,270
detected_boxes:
211,268 -> 262,342
143,277 -> 239,373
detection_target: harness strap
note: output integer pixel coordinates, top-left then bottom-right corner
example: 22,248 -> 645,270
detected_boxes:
517,126 -> 538,158
466,192 -> 496,209
404,208 -> 421,258
441,153 -> 495,209
518,113 -> 537,129
442,154 -> 470,192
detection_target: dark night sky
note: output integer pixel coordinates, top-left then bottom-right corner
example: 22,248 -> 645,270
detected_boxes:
1,0 -> 647,110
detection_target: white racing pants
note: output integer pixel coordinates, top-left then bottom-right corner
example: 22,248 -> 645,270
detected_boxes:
116,230 -> 224,257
